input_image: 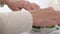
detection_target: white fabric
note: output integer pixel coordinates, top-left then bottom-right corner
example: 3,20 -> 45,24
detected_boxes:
48,0 -> 60,11
49,30 -> 60,34
0,9 -> 33,34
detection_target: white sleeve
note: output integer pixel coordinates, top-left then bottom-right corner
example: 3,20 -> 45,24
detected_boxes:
1,9 -> 33,34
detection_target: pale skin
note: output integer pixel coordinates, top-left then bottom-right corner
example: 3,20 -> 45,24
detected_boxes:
1,0 -> 60,27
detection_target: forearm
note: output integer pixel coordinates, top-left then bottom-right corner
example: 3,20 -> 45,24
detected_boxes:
31,9 -> 60,27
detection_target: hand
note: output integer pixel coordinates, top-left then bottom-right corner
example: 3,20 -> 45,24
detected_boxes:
31,7 -> 60,27
4,0 -> 40,11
